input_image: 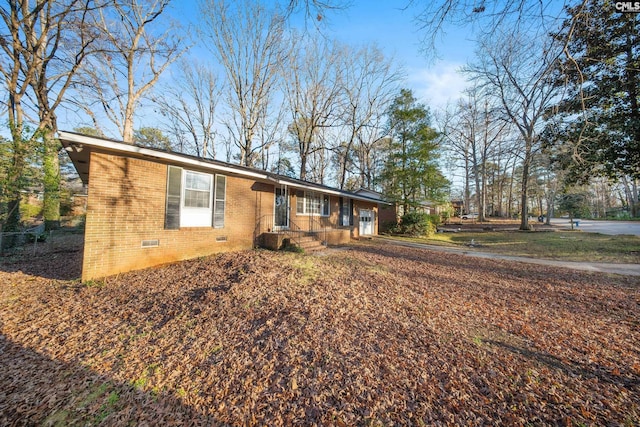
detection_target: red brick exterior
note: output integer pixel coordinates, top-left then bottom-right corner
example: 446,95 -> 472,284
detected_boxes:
82,151 -> 378,280
83,152 -> 273,280
378,203 -> 398,232
286,192 -> 377,240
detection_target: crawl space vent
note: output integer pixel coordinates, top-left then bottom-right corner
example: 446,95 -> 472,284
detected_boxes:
141,239 -> 159,248
216,236 -> 228,242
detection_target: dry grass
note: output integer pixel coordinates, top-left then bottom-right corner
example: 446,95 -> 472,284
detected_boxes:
1,241 -> 639,425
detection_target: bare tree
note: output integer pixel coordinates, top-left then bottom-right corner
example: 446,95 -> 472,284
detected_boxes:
79,0 -> 184,142
442,86 -> 510,220
283,0 -> 348,22
353,122 -> 390,191
408,0 -> 573,56
0,0 -> 96,230
153,59 -> 219,158
254,98 -> 288,171
333,44 -> 401,189
465,32 -> 561,229
281,34 -> 345,181
200,0 -> 285,168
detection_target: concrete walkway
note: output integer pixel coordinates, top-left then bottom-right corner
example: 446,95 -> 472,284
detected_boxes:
373,236 -> 640,277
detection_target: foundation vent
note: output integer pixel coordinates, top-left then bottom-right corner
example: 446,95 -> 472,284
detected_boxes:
141,239 -> 160,248
216,236 -> 228,242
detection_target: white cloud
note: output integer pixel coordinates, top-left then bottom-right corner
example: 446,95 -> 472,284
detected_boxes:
408,62 -> 469,111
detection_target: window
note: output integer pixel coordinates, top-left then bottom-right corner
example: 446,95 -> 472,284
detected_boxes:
184,171 -> 211,208
296,190 -> 305,214
307,194 -> 321,215
165,166 -> 226,229
296,191 -> 330,217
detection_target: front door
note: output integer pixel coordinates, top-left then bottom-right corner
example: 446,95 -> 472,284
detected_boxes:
359,209 -> 374,235
274,187 -> 289,229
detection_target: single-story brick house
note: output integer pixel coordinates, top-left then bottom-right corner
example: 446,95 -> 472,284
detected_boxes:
59,131 -> 381,281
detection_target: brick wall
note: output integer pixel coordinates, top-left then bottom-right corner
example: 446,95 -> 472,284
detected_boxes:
82,151 -> 379,280
378,203 -> 398,232
285,194 -> 378,238
82,152 -> 272,280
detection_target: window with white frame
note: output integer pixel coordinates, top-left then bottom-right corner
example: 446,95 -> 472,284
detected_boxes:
181,170 -> 213,227
184,171 -> 211,208
165,166 -> 226,229
296,191 -> 330,217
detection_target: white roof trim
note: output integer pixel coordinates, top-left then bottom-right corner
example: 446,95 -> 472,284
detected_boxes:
268,177 -> 346,197
59,131 -> 269,180
58,131 -> 383,204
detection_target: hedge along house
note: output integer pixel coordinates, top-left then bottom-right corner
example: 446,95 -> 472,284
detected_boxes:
59,131 -> 381,281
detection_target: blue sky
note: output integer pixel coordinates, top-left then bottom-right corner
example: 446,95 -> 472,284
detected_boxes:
321,1 -> 475,110
56,1 -> 476,138
172,0 -> 476,111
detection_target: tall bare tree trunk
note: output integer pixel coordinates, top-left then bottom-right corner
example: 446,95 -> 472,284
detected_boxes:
41,127 -> 60,229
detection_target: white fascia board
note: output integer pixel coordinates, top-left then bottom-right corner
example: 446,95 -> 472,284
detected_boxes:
59,131 -> 388,203
58,131 -> 269,180
268,176 -> 385,204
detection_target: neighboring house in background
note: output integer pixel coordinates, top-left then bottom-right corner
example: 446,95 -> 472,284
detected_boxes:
451,200 -> 464,217
59,131 -> 380,281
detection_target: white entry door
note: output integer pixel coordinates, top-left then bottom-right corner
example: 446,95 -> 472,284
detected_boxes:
359,209 -> 374,235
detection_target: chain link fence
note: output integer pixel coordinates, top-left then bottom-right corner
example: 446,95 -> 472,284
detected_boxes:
0,226 -> 84,259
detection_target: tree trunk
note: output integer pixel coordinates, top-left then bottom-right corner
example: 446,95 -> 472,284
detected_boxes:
519,157 -> 530,230
299,154 -> 307,181
42,128 -> 61,230
123,105 -> 135,143
464,156 -> 471,214
4,125 -> 27,232
507,162 -> 516,218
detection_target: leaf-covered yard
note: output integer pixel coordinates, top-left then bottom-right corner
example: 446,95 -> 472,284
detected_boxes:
1,241 -> 639,426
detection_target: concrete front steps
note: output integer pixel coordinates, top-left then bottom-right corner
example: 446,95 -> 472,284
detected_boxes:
295,235 -> 326,253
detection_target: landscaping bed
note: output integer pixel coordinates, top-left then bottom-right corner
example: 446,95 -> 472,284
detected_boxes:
1,242 -> 639,425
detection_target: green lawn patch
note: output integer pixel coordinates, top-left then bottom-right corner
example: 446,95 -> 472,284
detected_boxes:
409,231 -> 640,263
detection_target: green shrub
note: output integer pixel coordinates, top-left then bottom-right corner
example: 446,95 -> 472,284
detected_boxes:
385,221 -> 402,235
20,203 -> 42,221
428,214 -> 441,227
395,211 -> 439,237
59,188 -> 74,216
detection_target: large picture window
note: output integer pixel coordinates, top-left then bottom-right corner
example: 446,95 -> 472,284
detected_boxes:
165,166 -> 226,229
296,191 -> 330,217
184,171 -> 211,208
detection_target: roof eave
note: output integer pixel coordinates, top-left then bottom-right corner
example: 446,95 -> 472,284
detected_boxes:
58,130 -> 389,204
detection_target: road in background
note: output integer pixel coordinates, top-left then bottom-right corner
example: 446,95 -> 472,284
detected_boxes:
548,218 -> 640,237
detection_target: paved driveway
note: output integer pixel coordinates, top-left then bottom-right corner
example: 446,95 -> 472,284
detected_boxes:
373,236 -> 640,276
548,218 -> 640,236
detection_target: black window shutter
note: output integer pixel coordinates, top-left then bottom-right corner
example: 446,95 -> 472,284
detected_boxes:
349,199 -> 354,226
165,166 -> 182,229
213,175 -> 226,228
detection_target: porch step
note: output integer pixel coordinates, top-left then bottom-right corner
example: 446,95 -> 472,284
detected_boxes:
295,235 -> 326,253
